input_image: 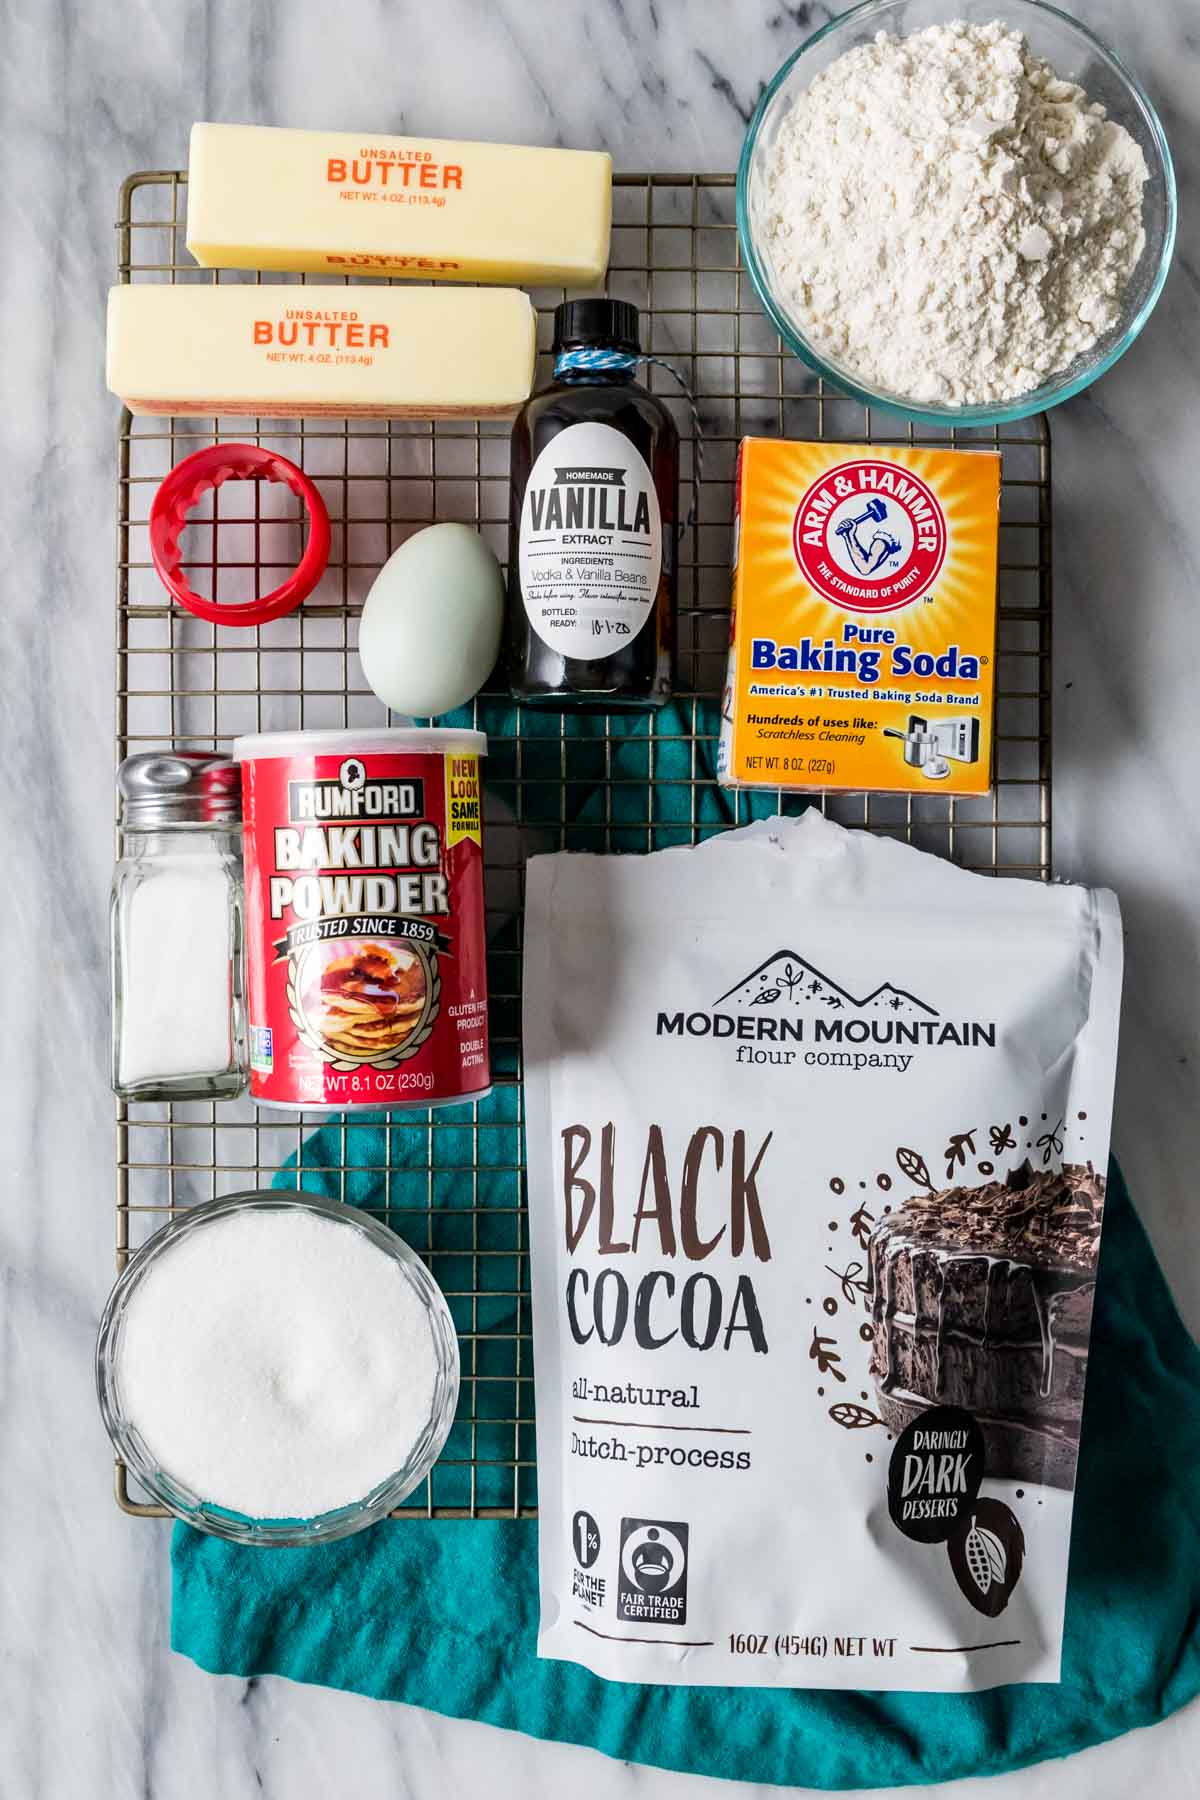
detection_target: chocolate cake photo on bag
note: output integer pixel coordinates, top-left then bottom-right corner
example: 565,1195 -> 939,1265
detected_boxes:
867,1161 -> 1105,1489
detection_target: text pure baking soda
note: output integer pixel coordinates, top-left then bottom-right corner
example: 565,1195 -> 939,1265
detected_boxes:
719,440 -> 1000,795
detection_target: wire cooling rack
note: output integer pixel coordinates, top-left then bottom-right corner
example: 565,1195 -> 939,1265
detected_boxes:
113,169 -> 1052,1520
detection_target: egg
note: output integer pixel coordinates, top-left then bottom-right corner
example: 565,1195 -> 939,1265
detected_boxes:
358,523 -> 505,717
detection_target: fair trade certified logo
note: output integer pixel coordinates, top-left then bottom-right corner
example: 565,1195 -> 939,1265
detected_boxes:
617,1519 -> 689,1625
793,460 -> 947,613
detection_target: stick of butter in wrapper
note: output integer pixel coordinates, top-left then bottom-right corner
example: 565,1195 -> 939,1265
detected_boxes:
186,123 -> 612,285
105,284 -> 536,419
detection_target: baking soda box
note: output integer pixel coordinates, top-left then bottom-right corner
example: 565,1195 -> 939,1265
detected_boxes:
718,440 -> 1001,796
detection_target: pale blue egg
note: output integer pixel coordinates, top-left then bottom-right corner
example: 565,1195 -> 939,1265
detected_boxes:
359,523 -> 504,717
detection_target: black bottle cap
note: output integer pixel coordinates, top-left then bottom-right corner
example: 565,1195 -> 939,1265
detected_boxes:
553,298 -> 641,356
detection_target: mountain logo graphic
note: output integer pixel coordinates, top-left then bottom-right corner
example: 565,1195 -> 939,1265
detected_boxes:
713,950 -> 938,1019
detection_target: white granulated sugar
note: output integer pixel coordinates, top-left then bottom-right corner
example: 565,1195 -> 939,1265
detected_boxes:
116,1209 -> 439,1519
756,18 -> 1148,405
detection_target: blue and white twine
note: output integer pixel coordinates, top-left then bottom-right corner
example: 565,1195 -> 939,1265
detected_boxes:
552,346 -> 703,536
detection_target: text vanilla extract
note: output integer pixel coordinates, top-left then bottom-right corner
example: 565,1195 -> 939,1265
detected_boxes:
505,298 -> 679,709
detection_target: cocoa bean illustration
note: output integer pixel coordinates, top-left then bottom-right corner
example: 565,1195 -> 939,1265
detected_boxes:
948,1497 -> 1025,1616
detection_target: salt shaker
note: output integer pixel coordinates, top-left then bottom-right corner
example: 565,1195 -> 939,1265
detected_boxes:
111,752 -> 245,1100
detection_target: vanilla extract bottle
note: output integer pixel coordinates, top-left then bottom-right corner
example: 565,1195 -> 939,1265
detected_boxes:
505,299 -> 679,709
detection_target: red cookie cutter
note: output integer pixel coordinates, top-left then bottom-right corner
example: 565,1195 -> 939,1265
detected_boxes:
149,444 -> 331,627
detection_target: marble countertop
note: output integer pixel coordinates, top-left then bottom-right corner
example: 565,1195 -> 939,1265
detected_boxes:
3,0 -> 1197,1793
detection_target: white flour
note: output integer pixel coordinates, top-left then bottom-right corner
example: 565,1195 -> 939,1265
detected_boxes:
755,19 -> 1148,405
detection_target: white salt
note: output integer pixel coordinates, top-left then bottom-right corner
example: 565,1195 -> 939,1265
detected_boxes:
116,1209 -> 440,1519
118,863 -> 233,1083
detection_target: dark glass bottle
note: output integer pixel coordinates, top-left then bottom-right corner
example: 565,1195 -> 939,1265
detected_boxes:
505,298 -> 679,710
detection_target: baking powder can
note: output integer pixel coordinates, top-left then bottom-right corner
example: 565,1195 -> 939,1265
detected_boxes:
235,728 -> 490,1111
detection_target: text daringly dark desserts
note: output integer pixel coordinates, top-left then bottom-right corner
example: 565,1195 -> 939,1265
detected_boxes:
523,811 -> 1122,1692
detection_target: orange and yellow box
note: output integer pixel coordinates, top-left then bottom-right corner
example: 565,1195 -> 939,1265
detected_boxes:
718,440 -> 1001,796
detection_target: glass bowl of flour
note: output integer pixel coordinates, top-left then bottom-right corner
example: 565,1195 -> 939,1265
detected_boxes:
738,0 -> 1175,424
96,1191 -> 460,1543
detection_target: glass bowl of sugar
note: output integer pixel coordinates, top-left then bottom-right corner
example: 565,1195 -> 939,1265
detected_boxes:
96,1190 -> 460,1544
737,0 -> 1176,425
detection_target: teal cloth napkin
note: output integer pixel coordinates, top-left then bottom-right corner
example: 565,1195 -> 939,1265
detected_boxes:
171,1159 -> 1200,1787
170,702 -> 1200,1786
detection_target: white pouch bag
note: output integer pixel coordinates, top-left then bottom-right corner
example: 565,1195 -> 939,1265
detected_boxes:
523,813 -> 1122,1690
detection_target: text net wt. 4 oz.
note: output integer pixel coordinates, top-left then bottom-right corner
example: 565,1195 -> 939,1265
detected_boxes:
113,170 -> 1051,1520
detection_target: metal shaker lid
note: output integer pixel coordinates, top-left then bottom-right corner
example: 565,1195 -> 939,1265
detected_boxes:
117,752 -> 241,827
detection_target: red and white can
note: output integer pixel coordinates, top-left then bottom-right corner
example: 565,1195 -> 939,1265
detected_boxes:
235,728 -> 490,1112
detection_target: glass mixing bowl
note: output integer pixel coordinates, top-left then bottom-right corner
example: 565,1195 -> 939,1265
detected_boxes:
737,0 -> 1176,425
96,1190 -> 461,1545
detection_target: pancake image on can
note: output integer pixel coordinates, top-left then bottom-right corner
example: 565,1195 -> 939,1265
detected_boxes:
295,939 -> 434,1067
235,727 -> 490,1112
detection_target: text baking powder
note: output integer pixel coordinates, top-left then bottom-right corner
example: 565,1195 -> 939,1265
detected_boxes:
235,727 -> 490,1112
754,20 -> 1148,406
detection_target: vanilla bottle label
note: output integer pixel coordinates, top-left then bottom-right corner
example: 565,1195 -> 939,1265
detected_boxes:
517,421 -> 662,662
